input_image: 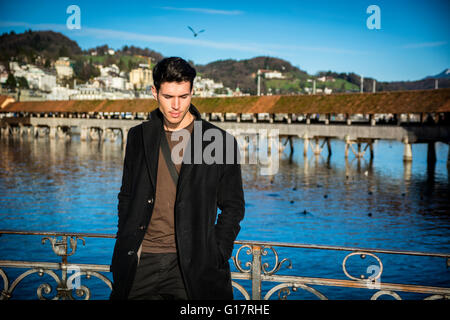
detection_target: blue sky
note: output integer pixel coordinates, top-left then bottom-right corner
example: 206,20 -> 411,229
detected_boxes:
0,0 -> 449,81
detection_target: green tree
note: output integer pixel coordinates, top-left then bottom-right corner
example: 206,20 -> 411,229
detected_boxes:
118,57 -> 127,72
5,73 -> 16,91
73,58 -> 99,82
16,76 -> 29,89
128,59 -> 137,71
58,45 -> 70,58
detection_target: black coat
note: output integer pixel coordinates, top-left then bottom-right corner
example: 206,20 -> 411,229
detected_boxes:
109,104 -> 245,300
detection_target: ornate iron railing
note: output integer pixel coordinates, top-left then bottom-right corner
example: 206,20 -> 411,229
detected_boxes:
0,230 -> 449,300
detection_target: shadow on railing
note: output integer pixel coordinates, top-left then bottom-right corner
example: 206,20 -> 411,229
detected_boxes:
0,230 -> 449,300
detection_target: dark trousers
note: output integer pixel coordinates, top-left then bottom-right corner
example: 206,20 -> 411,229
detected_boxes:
127,252 -> 188,300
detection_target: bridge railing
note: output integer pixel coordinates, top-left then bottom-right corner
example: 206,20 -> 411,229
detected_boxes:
0,230 -> 449,300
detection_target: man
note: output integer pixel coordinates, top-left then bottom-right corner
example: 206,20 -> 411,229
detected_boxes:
109,57 -> 245,300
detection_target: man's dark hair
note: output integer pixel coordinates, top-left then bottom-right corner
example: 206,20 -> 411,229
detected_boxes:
152,57 -> 196,92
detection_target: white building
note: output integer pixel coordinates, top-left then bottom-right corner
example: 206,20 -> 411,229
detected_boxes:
69,85 -> 135,100
193,76 -> 224,97
94,75 -> 127,90
317,76 -> 336,82
0,64 -> 8,84
55,57 -> 74,79
99,64 -> 120,77
46,86 -> 79,100
129,66 -> 153,89
264,70 -> 285,79
324,87 -> 333,94
11,63 -> 57,92
69,87 -> 104,100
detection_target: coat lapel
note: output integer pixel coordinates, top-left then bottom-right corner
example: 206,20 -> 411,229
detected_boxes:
142,108 -> 162,190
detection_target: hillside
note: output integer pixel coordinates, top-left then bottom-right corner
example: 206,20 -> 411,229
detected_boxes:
195,56 -> 311,95
0,29 -> 82,67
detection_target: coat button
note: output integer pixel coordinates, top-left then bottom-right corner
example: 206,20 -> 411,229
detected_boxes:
147,198 -> 154,204
127,250 -> 135,256
139,225 -> 146,231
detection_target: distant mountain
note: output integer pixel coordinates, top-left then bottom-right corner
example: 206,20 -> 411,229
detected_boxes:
376,68 -> 450,91
424,68 -> 450,79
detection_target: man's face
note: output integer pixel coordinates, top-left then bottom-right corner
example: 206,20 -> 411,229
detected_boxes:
152,81 -> 193,128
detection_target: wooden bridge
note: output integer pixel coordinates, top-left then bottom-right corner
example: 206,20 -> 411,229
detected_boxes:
1,89 -> 449,165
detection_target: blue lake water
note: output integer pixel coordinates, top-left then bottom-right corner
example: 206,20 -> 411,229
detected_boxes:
0,133 -> 449,300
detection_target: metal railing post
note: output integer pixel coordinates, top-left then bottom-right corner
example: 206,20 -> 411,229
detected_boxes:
251,245 -> 262,300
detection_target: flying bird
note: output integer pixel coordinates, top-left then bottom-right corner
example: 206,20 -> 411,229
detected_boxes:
188,26 -> 205,37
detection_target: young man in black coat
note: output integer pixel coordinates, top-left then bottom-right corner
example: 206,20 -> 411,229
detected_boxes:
110,57 -> 245,300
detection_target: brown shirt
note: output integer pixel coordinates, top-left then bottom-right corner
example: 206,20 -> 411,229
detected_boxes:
141,117 -> 195,253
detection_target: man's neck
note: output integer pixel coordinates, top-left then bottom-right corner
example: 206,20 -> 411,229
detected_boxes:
163,111 -> 195,132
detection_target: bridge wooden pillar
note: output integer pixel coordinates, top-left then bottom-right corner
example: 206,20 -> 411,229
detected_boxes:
345,137 -> 374,160
369,142 -> 374,160
344,136 -> 350,158
303,133 -> 309,157
447,143 -> 450,168
56,126 -> 64,139
427,142 -> 436,165
327,138 -> 332,156
32,125 -> 38,138
1,124 -> 11,137
80,126 -> 88,141
49,126 -> 57,139
288,136 -> 294,155
17,123 -> 23,136
313,137 -> 321,155
122,127 -> 129,145
99,127 -> 107,142
403,137 -> 412,162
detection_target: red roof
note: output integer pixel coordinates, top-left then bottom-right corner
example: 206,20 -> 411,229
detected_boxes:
1,88 -> 449,114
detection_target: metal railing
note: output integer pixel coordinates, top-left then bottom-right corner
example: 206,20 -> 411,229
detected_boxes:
0,230 -> 449,300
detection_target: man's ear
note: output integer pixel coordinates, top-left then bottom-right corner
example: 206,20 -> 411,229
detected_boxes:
151,85 -> 158,99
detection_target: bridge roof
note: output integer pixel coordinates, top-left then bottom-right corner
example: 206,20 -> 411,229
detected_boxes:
1,88 -> 449,114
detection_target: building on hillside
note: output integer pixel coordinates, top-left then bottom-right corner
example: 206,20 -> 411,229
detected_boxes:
129,66 -> 153,90
11,63 -> 57,92
55,57 -> 74,79
46,85 -> 79,100
264,70 -> 285,79
317,76 -> 336,82
99,64 -> 120,77
94,75 -> 127,91
193,76 -> 224,97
